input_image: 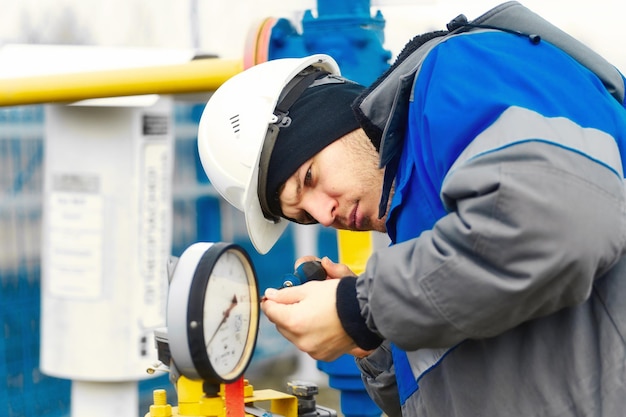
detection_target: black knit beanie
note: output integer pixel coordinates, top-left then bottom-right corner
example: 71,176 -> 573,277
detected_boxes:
261,79 -> 365,220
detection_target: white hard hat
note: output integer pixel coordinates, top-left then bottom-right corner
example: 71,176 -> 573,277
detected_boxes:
197,54 -> 341,254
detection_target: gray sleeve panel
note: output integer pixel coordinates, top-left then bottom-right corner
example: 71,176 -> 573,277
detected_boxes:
357,141 -> 626,351
472,1 -> 624,103
355,341 -> 402,417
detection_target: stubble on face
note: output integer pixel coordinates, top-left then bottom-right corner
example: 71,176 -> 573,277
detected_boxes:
340,129 -> 387,233
277,128 -> 389,233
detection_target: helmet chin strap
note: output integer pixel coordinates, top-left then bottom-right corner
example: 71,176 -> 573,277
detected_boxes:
257,123 -> 281,223
257,67 -> 328,222
275,67 -> 329,116
273,69 -> 356,124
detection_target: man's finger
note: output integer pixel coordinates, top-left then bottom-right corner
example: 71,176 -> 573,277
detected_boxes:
263,286 -> 305,303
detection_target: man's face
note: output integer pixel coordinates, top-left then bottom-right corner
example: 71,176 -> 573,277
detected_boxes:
279,129 -> 387,233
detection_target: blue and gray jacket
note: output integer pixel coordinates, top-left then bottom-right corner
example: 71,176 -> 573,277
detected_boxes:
336,2 -> 626,416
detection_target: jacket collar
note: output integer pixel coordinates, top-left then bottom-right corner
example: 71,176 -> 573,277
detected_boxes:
351,31 -> 450,217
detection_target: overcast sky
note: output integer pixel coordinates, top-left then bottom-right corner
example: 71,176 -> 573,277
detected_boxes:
0,0 -> 624,70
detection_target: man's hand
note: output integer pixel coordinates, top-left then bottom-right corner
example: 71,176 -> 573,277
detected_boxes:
261,257 -> 372,361
296,256 -> 357,279
262,279 -> 351,361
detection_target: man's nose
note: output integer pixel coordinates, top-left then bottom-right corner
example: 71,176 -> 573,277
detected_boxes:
305,193 -> 336,227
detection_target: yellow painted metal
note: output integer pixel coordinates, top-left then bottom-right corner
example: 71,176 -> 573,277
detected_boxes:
176,376 -> 208,416
0,57 -> 243,107
149,389 -> 173,417
245,389 -> 298,417
146,376 -> 298,417
337,230 -> 373,274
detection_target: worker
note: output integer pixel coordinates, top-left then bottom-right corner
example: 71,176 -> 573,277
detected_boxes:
197,2 -> 626,416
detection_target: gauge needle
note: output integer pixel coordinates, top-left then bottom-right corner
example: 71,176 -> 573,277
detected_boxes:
206,295 -> 238,348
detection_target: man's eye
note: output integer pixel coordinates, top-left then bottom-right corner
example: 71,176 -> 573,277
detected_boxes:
304,168 -> 312,186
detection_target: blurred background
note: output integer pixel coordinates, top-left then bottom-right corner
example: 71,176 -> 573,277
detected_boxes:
0,1 -> 623,416
0,0 -> 623,66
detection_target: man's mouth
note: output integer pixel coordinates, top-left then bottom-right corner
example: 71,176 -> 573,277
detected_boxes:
349,203 -> 359,229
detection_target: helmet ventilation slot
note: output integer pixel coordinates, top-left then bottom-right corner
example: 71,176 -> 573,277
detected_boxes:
229,115 -> 240,134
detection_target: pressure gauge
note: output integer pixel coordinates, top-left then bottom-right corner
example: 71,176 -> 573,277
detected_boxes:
167,242 -> 259,383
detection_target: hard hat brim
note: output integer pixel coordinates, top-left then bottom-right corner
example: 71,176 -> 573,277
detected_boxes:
243,161 -> 288,255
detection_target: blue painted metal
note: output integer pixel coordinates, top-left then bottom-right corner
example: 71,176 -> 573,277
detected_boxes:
267,0 -> 391,86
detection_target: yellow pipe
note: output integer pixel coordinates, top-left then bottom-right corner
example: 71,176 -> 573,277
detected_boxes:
0,57 -> 243,107
337,230 -> 373,275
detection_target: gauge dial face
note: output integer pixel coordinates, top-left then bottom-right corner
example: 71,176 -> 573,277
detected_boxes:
202,248 -> 256,379
167,242 -> 259,384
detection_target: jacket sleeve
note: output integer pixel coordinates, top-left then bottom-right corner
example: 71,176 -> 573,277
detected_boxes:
356,140 -> 626,351
354,341 -> 402,417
